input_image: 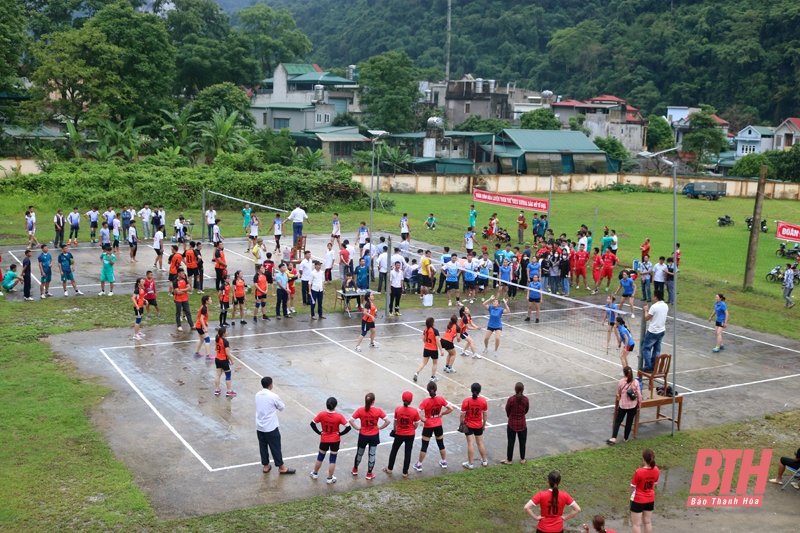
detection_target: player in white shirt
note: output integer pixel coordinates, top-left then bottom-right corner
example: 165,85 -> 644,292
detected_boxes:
330,213 -> 341,246
128,220 -> 139,262
288,202 -> 309,246
67,208 -> 81,245
204,206 -> 217,243
324,243 -> 336,281
138,204 -> 152,239
399,213 -> 410,240
212,220 -> 223,244
112,215 -> 122,251
298,251 -> 314,306
247,213 -> 260,253
269,214 -> 283,252
104,207 -> 116,227
152,226 -> 165,271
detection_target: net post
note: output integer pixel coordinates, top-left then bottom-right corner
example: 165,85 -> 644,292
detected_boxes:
638,308 -> 646,372
385,236 -> 392,315
201,189 -> 206,240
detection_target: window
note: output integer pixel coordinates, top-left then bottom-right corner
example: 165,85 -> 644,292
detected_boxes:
273,118 -> 290,129
465,102 -> 471,114
433,92 -> 439,105
333,142 -> 352,156
262,113 -> 268,126
324,113 -> 331,123
316,113 -> 322,123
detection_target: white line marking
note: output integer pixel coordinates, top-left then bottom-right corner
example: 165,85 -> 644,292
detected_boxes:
505,336 -> 619,381
98,348 -> 213,471
508,324 -> 618,366
227,353 -> 316,416
8,251 -> 41,285
683,372 -> 800,395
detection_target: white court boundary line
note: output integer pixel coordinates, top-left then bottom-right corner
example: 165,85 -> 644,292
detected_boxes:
8,250 -> 41,286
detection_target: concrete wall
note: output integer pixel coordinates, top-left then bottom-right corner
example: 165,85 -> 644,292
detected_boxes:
352,173 -> 800,200
1,158 -> 40,177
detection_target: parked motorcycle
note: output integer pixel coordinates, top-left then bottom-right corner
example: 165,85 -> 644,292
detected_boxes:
776,242 -> 800,259
717,215 -> 734,227
766,264 -> 782,282
745,217 -> 769,233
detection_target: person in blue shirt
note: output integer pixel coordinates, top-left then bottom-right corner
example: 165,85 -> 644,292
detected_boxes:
57,244 -> 83,296
482,295 -> 509,357
37,243 -> 53,299
707,293 -> 728,352
616,316 -> 635,371
497,259 -> 512,300
355,257 -> 370,291
2,264 -> 20,293
493,244 -> 504,289
462,254 -> 478,303
525,275 -> 543,323
436,247 -> 451,294
527,256 -> 540,281
477,252 -> 492,301
613,270 -> 637,319
444,255 -> 461,306
604,295 -> 619,349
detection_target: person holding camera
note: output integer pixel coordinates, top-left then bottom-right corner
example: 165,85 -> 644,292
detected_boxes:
606,366 -> 640,445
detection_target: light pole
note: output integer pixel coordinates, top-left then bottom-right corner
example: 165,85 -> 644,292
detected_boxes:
367,130 -> 390,289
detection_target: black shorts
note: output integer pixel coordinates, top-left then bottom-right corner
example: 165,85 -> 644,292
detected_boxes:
319,441 -> 341,453
622,293 -> 633,297
421,426 -> 444,439
331,234 -> 340,239
423,349 -> 439,360
359,242 -> 365,249
529,298 -> 541,303
464,280 -> 476,290
401,232 -> 409,240
219,301 -> 229,311
361,320 -> 375,336
441,340 -> 455,351
446,281 -> 459,292
780,457 -> 800,469
357,433 -> 380,448
609,321 -> 615,327
234,296 -> 245,305
715,321 -> 724,328
459,332 -> 469,340
196,327 -> 205,336
155,249 -> 163,256
187,267 -> 198,277
266,272 -> 273,284
90,221 -> 98,229
624,344 -> 635,352
420,276 -> 432,287
168,273 -> 177,283
128,241 -> 136,248
630,501 -> 654,513
465,426 -> 484,436
134,306 -> 143,317
177,237 -> 185,243
275,235 -> 281,243
215,358 -> 230,371
487,326 -> 502,332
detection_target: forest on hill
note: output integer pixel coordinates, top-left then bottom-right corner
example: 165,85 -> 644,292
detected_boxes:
233,0 -> 800,124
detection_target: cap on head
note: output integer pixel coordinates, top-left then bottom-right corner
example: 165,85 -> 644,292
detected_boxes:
401,391 -> 413,403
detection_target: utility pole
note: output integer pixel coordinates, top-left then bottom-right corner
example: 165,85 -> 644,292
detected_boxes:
445,0 -> 451,82
743,165 -> 768,290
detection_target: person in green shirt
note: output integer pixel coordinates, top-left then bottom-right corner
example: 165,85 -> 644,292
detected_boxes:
601,230 -> 614,253
2,264 -> 20,293
242,204 -> 252,235
99,245 -> 116,296
425,213 -> 437,230
469,205 -> 477,227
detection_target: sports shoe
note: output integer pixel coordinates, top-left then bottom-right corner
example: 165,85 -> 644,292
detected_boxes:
355,346 -> 362,352
524,317 -> 530,322
493,351 -> 498,357
712,346 -> 720,353
719,345 -> 725,351
177,326 -> 184,332
448,301 -> 452,306
412,372 -> 418,382
24,297 -> 34,301
133,333 -> 143,340
157,313 -> 162,318
46,292 -> 53,297
76,290 -> 84,295
460,350 -> 468,356
253,316 -> 258,323
413,462 -> 423,472
439,460 -> 448,468
214,389 -> 221,396
481,461 -> 488,467
482,347 -> 488,354
472,353 -> 481,359
41,294 -> 46,299
470,299 -> 475,304
351,467 -> 358,476
395,311 -> 402,316
64,291 -> 69,297
365,472 -> 376,480
310,471 -> 319,480
197,291 -> 204,294
225,390 -> 237,396
108,292 -> 113,296
369,343 -> 378,348
604,287 -> 609,292
449,367 -> 457,373
462,462 -> 474,470
240,320 -> 247,325
591,290 -> 597,295
430,375 -> 438,382
147,313 -> 152,318
326,476 -> 336,484
388,312 -> 394,317
205,355 -> 213,361
193,352 -> 201,358
631,313 -> 635,318
443,366 -> 451,373
535,318 -> 539,323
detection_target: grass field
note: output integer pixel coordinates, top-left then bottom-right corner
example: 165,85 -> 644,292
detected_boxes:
3,189 -> 797,341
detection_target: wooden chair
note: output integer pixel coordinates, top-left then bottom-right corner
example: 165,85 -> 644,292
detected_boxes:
638,353 -> 671,399
290,235 -> 307,265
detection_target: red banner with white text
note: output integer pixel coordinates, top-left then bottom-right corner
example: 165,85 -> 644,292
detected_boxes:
776,221 -> 800,243
472,189 -> 549,212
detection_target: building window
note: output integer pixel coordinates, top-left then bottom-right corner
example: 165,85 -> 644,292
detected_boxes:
433,92 -> 439,105
324,113 -> 331,123
333,142 -> 352,156
316,113 -> 322,123
262,113 -> 268,126
273,118 -> 290,129
465,102 -> 471,114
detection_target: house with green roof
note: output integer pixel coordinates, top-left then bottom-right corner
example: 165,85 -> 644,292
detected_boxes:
250,63 -> 361,133
734,125 -> 776,159
490,129 -> 615,175
290,126 -> 369,165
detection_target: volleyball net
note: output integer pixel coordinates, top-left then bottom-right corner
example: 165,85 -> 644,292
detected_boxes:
200,189 -> 288,240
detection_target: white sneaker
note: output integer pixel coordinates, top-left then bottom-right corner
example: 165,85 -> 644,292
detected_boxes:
448,301 -> 452,306
355,346 -> 362,352
631,313 -> 635,318
326,476 -> 337,484
76,290 -> 84,295
177,326 -> 184,332
472,353 -> 481,359
41,294 -> 46,299
24,297 -> 34,301
0,292 -> 3,297
133,333 -> 142,340
64,291 -> 69,297
493,351 -> 498,357
108,292 -> 113,296
462,462 -> 474,470
482,347 -> 488,354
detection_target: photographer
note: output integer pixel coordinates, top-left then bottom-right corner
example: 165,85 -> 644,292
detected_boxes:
606,366 -> 640,445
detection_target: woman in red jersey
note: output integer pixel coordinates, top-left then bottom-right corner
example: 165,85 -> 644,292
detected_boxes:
131,278 -> 145,340
582,515 -> 615,533
440,315 -> 461,374
217,274 -> 231,327
193,295 -> 212,359
310,397 -> 351,484
413,381 -> 453,472
524,471 -> 581,532
231,270 -> 247,326
349,392 -> 390,480
382,391 -> 420,478
460,382 -> 488,470
413,317 -> 444,383
630,449 -> 659,533
458,306 -> 481,357
213,327 -> 236,397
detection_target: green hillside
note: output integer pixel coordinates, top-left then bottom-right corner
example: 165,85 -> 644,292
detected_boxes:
226,0 -> 800,123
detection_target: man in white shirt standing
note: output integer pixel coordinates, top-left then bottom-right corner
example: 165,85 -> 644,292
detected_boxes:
205,205 -> 217,243
137,204 -> 154,239
390,247 -> 406,271
298,250 -> 314,306
389,261 -> 404,316
377,248 -> 389,292
288,202 -> 309,246
153,225 -> 165,271
652,256 -> 668,295
642,289 -> 668,371
255,377 -> 295,475
309,261 -> 326,320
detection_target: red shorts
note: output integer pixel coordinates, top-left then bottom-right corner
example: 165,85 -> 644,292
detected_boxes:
289,284 -> 296,295
603,267 -> 614,279
593,269 -> 602,282
576,266 -> 587,277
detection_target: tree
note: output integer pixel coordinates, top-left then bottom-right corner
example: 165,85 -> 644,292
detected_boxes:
645,115 -> 675,152
768,145 -> 800,182
729,153 -> 774,178
454,115 -> 509,134
568,114 -> 591,137
199,106 -> 248,163
332,111 -> 360,128
289,146 -> 326,170
29,27 -> 129,128
0,0 -> 28,122
20,0 -> 142,41
247,128 -> 295,164
720,104 -> 761,134
377,143 -> 412,176
682,105 -> 729,170
194,82 -> 255,127
593,136 -> 629,161
237,3 -> 312,78
520,108 -> 562,130
358,51 -> 420,133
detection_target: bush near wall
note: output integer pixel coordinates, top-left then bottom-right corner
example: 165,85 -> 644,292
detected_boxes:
1,159 -> 367,211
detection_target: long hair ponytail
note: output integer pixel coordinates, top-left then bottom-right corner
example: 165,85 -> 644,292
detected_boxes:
643,449 -> 656,468
548,471 -> 562,509
364,392 -> 375,412
471,382 -> 481,400
215,327 -> 226,343
427,381 -> 437,398
592,515 -> 606,533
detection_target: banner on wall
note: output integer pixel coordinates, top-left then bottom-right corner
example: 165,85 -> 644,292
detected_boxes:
776,221 -> 800,243
472,189 -> 549,212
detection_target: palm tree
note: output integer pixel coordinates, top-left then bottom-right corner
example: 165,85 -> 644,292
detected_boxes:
198,106 -> 248,164
377,143 -> 412,176
288,146 -> 326,170
160,105 -> 200,162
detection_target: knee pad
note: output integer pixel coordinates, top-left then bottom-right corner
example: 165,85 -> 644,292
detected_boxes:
436,438 -> 446,450
224,371 -> 231,380
420,439 -> 430,453
204,336 -> 210,344
329,453 -> 338,464
317,452 -> 325,462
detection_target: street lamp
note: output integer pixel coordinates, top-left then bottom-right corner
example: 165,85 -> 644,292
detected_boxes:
368,130 -> 390,289
640,146 -> 679,436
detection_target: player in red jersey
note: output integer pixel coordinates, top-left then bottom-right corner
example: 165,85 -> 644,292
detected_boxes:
349,392 -> 390,480
193,295 -> 212,359
594,249 -> 617,294
213,327 -> 236,397
310,397 -> 351,484
582,515 -> 615,533
217,274 -> 231,327
131,278 -> 145,340
231,270 -> 247,325
382,391 -> 421,477
460,382 -> 488,469
414,381 -> 453,471
591,247 -> 603,293
574,244 -> 590,290
630,449 -> 659,533
524,471 -> 582,532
